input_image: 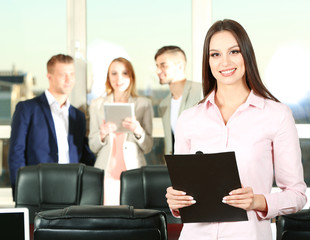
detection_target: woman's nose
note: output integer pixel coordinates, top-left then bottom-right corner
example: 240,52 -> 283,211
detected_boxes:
221,54 -> 230,66
117,75 -> 123,81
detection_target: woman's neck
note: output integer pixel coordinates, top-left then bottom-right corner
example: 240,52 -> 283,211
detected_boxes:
113,91 -> 129,103
215,84 -> 250,124
215,87 -> 250,108
215,80 -> 250,107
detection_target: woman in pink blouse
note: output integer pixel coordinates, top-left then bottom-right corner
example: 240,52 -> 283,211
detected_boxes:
166,19 -> 307,240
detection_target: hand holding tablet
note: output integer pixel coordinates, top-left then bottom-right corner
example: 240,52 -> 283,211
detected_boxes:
103,103 -> 135,132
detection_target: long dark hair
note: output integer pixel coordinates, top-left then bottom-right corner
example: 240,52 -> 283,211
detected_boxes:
201,19 -> 279,102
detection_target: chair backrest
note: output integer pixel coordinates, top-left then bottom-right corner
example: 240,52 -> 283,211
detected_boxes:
277,209 -> 310,240
34,205 -> 167,240
120,165 -> 181,224
15,163 -> 104,223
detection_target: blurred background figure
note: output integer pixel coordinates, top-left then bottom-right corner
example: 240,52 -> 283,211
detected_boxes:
155,46 -> 202,155
89,57 -> 153,205
8,54 -> 95,198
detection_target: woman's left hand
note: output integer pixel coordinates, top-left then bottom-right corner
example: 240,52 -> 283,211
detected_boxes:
122,117 -> 143,137
222,186 -> 267,212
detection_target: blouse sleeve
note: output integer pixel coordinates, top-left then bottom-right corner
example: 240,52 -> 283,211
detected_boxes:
259,105 -> 307,219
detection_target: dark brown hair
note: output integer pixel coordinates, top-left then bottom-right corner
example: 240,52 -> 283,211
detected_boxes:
105,57 -> 138,97
154,45 -> 187,62
47,54 -> 74,73
201,19 -> 278,102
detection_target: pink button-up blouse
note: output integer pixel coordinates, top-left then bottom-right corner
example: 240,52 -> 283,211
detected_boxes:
173,90 -> 307,240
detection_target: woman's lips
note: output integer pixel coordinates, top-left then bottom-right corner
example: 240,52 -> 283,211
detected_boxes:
220,68 -> 236,77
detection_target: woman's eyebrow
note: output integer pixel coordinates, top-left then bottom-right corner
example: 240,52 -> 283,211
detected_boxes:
209,45 -> 239,52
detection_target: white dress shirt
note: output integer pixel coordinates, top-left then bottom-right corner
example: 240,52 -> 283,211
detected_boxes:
170,95 -> 182,133
45,90 -> 70,164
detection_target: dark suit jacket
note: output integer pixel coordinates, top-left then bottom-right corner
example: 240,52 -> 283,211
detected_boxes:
8,93 -> 95,189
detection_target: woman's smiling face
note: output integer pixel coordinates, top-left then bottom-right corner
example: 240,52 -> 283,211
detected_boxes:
108,61 -> 131,93
209,30 -> 246,88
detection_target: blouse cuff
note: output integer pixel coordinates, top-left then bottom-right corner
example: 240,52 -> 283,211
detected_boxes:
135,129 -> 146,143
257,193 -> 280,220
99,134 -> 108,146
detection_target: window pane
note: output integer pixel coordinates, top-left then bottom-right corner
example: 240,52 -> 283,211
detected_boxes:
0,0 -> 66,123
0,0 -> 66,188
87,0 -> 192,98
212,0 -> 310,185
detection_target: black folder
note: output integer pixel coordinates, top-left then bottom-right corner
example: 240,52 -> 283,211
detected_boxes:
165,151 -> 248,223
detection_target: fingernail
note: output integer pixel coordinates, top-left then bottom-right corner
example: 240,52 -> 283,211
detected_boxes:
229,192 -> 232,195
191,200 -> 196,204
188,196 -> 194,200
182,192 -> 186,195
222,197 -> 227,203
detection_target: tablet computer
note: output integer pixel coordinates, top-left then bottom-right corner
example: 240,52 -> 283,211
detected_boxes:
104,103 -> 135,132
165,151 -> 248,223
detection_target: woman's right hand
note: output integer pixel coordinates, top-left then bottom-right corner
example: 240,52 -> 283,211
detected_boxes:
166,186 -> 196,217
99,120 -> 117,142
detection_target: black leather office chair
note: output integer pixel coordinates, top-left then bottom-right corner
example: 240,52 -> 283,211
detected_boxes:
15,163 -> 104,223
120,165 -> 180,224
120,165 -> 182,240
34,205 -> 167,240
276,209 -> 310,240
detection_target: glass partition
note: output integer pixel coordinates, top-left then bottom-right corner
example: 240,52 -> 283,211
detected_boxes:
87,0 -> 192,164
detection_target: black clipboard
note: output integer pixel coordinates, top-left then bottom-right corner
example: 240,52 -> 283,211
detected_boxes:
164,151 -> 248,223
